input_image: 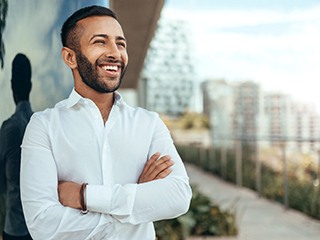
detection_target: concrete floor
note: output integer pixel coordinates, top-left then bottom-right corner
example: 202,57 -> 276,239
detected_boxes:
186,163 -> 320,240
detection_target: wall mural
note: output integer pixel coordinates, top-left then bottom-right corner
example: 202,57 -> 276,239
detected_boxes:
0,0 -> 106,123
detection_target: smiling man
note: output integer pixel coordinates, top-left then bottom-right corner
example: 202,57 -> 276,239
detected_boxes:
19,5 -> 191,240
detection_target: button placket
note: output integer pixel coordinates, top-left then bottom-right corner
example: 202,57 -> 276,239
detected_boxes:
100,105 -> 118,184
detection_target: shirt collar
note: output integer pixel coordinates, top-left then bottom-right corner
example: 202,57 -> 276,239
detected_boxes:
65,89 -> 123,108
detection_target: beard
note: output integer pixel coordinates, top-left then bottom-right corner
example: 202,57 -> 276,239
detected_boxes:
76,51 -> 127,93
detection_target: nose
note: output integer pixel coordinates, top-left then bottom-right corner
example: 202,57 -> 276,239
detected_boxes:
106,41 -> 121,59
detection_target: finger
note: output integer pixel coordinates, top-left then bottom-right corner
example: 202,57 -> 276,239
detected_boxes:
138,152 -> 161,183
148,156 -> 174,179
146,155 -> 170,176
143,152 -> 161,173
155,168 -> 172,179
148,152 -> 161,164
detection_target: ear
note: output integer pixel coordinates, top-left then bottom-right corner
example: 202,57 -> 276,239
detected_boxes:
61,47 -> 77,69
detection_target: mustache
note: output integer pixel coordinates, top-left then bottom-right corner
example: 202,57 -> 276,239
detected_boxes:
96,57 -> 125,69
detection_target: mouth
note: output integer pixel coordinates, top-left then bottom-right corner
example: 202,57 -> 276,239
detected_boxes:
99,63 -> 121,77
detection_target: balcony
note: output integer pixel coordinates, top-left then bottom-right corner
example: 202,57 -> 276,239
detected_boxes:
178,137 -> 320,240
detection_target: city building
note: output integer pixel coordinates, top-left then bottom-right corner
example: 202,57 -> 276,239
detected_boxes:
233,81 -> 264,140
139,18 -> 195,116
203,79 -> 320,152
292,102 -> 320,152
264,93 -> 294,144
202,79 -> 234,147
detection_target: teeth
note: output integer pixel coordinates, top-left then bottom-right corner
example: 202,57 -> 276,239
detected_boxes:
102,65 -> 118,71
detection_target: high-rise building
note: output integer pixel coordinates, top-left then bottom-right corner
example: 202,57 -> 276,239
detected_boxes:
233,81 -> 263,140
292,102 -> 320,151
202,79 -> 234,146
139,18 -> 195,116
203,79 -> 320,152
264,93 -> 293,141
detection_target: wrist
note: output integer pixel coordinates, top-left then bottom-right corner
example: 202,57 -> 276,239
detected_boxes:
80,183 -> 88,214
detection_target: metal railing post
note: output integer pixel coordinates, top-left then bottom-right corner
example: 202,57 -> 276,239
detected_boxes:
318,150 -> 320,182
236,140 -> 242,187
281,142 -> 289,209
255,141 -> 261,197
221,143 -> 227,179
209,145 -> 215,172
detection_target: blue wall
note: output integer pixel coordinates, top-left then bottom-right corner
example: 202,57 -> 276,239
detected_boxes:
0,0 -> 106,123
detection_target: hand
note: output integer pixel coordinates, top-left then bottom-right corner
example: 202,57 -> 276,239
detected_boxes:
138,152 -> 174,183
58,181 -> 82,209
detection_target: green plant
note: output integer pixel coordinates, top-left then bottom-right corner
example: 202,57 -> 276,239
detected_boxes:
155,186 -> 238,240
178,112 -> 210,130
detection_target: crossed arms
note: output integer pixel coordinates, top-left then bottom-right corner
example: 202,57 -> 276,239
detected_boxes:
58,153 -> 174,210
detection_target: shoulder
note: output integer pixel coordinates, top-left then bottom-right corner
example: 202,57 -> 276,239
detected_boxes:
0,117 -> 25,146
118,103 -> 170,134
120,101 -> 159,121
0,116 -> 21,136
31,98 -> 69,121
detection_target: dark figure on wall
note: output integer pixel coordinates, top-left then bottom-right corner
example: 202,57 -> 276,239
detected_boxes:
0,53 -> 33,240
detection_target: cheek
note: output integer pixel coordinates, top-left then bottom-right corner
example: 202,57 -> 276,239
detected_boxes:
82,48 -> 100,61
122,51 -> 128,65
123,52 -> 129,66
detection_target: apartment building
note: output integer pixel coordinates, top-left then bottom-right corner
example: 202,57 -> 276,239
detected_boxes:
203,79 -> 320,151
139,18 -> 195,116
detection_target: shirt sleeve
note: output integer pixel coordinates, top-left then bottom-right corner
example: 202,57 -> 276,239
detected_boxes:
86,114 -> 192,224
20,115 -> 113,240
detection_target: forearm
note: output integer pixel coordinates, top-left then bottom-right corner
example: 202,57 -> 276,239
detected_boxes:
86,175 -> 191,225
123,176 -> 191,224
85,150 -> 191,224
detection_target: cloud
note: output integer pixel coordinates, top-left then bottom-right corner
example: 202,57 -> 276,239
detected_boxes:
162,5 -> 320,110
163,5 -> 320,28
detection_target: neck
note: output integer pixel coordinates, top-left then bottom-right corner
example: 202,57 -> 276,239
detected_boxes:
92,93 -> 114,123
75,83 -> 114,123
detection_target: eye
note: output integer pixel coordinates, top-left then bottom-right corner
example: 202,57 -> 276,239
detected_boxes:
93,39 -> 105,44
117,42 -> 126,48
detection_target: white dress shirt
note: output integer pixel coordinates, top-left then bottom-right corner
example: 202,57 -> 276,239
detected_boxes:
20,89 -> 192,240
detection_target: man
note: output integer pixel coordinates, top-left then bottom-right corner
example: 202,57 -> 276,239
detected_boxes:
20,5 -> 192,240
0,53 -> 33,240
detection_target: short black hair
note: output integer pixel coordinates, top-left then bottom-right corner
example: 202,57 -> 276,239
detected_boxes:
11,53 -> 32,102
61,5 -> 117,49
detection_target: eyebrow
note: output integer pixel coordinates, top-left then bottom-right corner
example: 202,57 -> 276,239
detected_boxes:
89,34 -> 127,42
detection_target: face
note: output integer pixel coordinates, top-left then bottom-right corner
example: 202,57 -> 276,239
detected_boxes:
74,16 -> 128,93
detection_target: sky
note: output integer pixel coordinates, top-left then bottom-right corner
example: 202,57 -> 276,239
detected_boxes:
163,0 -> 320,111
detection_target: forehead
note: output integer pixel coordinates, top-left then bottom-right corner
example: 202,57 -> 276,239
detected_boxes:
77,16 -> 125,40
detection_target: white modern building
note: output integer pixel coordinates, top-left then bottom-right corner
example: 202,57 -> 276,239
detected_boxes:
202,79 -> 234,146
139,18 -> 195,116
264,93 -> 294,141
232,81 -> 264,140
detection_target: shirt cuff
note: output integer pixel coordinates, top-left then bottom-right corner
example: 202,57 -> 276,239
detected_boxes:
86,184 -> 137,216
